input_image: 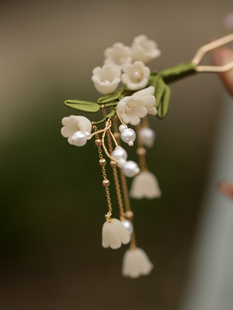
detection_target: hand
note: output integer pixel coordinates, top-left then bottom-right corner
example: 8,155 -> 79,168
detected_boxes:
211,47 -> 233,96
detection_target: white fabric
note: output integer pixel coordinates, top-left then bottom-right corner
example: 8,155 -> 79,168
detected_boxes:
181,94 -> 233,310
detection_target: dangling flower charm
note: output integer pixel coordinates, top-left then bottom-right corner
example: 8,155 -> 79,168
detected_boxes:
122,247 -> 153,278
130,171 -> 161,199
61,115 -> 92,146
102,218 -> 131,249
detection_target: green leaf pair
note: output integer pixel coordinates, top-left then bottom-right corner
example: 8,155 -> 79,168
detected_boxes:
148,74 -> 171,119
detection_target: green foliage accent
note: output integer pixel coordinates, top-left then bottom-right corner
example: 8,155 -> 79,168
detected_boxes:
64,100 -> 100,113
97,89 -> 124,104
92,108 -> 117,125
157,85 -> 171,119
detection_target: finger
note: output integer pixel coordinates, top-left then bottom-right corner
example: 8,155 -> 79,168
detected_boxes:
211,47 -> 233,96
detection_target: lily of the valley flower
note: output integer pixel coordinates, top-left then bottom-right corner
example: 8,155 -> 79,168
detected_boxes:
61,115 -> 92,145
102,218 -> 131,249
122,247 -> 153,278
131,35 -> 161,64
104,42 -> 132,70
117,86 -> 156,126
92,65 -> 121,95
121,61 -> 150,90
130,171 -> 161,199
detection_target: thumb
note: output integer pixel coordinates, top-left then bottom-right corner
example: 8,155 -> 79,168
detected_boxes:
211,47 -> 233,96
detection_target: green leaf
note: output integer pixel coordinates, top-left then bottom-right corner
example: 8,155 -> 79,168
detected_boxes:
64,100 -> 100,113
155,78 -> 166,108
92,108 -> 117,125
97,89 -> 124,104
157,85 -> 171,119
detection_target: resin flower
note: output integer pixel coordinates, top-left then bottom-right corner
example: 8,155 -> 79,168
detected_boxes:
117,86 -> 156,125
92,64 -> 121,95
131,35 -> 161,64
130,171 -> 161,199
61,115 -> 92,145
134,86 -> 157,115
104,42 -> 132,70
102,218 -> 131,249
121,61 -> 150,90
122,247 -> 153,278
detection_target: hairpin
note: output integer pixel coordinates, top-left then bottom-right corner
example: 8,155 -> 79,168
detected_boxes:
61,34 -> 233,278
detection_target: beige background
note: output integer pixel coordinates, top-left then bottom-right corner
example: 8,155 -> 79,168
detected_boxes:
0,1 -> 232,309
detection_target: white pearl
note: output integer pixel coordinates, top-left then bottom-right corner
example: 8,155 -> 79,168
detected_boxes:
121,220 -> 133,234
139,128 -> 155,147
117,158 -> 126,168
112,146 -> 128,161
119,124 -> 127,132
122,161 -> 140,178
121,128 -> 136,146
70,131 -> 87,146
85,131 -> 92,139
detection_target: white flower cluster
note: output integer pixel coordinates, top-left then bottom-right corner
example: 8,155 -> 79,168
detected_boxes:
92,35 -> 161,95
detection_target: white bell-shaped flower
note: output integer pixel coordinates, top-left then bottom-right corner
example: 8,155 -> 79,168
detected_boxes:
122,247 -> 153,278
61,115 -> 92,145
102,218 -> 131,249
117,86 -> 156,126
92,65 -> 121,95
104,42 -> 132,70
130,171 -> 161,199
121,61 -> 150,90
131,35 -> 161,64
133,86 -> 157,115
139,127 -> 156,147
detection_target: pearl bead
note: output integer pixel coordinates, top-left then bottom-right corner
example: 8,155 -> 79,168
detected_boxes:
117,158 -> 126,168
139,128 -> 155,147
70,131 -> 87,147
121,128 -> 136,146
121,220 -> 133,234
85,131 -> 92,139
122,161 -> 140,178
112,146 -> 127,161
119,124 -> 127,132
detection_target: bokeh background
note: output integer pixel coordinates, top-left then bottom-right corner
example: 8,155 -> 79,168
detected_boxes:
0,1 -> 232,309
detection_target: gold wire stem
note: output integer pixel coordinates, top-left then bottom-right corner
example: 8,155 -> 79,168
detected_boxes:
93,124 -> 112,222
142,115 -> 149,128
136,123 -> 147,171
130,232 -> 137,250
90,121 -> 112,139
192,33 -> 233,72
112,116 -> 137,249
116,109 -> 127,126
101,122 -> 119,162
102,108 -> 125,220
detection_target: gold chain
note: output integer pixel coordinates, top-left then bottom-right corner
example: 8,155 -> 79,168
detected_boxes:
102,108 -> 125,220
93,124 -> 112,222
136,123 -> 147,171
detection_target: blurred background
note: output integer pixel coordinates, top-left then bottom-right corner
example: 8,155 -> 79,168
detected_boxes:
0,0 -> 232,309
